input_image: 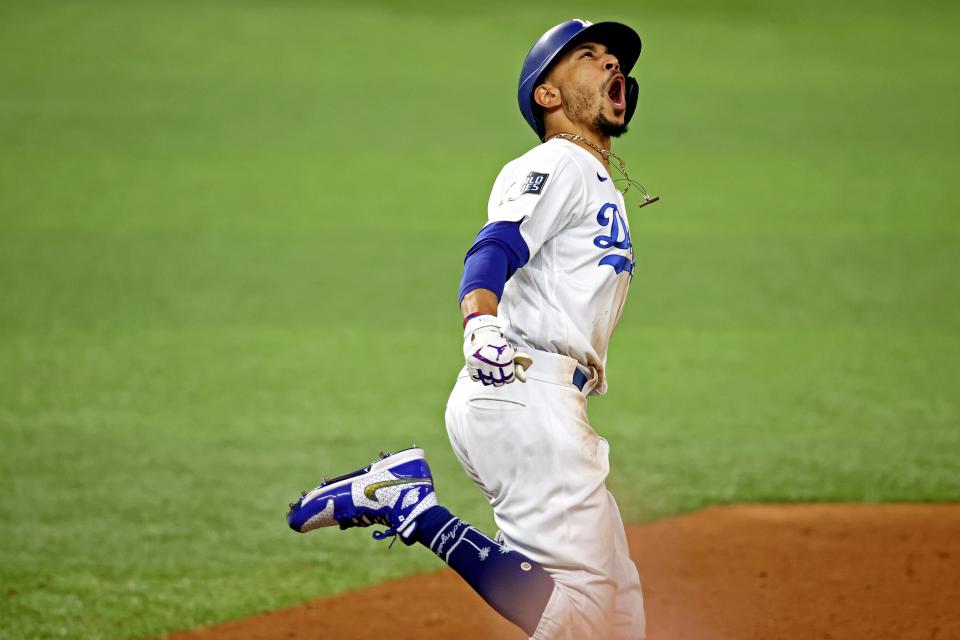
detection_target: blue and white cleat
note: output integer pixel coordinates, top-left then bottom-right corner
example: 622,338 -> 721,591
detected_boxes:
286,447 -> 438,544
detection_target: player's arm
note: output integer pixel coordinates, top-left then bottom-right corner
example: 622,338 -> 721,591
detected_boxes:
458,222 -> 532,386
460,288 -> 498,318
460,155 -> 580,385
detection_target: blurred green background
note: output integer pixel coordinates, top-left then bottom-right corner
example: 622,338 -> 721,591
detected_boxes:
1,0 -> 958,638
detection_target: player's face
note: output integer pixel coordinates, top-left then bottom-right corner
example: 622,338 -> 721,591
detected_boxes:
550,41 -> 627,137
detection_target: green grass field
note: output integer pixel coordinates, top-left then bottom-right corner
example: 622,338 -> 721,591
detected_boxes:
2,0 -> 958,638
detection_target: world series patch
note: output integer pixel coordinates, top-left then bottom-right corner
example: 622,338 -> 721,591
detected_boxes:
519,171 -> 549,195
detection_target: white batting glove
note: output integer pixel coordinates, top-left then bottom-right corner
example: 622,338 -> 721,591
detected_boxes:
463,315 -> 532,386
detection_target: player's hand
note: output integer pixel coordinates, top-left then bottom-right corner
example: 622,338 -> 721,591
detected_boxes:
463,315 -> 530,386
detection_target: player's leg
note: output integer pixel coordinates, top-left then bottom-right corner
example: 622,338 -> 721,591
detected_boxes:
606,490 -> 646,639
285,377 -> 639,638
405,504 -> 556,635
285,446 -> 555,637
445,372 -> 633,639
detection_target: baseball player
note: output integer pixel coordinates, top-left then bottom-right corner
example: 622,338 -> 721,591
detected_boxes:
287,19 -> 652,639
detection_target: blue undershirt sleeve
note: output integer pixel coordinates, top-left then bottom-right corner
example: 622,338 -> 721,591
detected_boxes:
457,221 -> 531,302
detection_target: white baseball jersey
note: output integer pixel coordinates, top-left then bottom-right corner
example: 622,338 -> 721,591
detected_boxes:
486,137 -> 635,395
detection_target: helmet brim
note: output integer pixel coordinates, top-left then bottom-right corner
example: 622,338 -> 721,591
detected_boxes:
557,21 -> 642,77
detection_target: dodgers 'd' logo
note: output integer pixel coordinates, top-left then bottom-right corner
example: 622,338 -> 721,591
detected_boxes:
593,202 -> 635,274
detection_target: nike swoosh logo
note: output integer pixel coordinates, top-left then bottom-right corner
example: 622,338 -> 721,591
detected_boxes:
364,477 -> 431,501
597,173 -> 608,182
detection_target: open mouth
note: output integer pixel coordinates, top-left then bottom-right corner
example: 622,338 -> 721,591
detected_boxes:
606,74 -> 626,111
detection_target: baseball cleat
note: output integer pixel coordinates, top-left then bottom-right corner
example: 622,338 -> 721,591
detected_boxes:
286,447 -> 437,544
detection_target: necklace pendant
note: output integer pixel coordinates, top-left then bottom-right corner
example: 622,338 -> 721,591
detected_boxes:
637,194 -> 660,209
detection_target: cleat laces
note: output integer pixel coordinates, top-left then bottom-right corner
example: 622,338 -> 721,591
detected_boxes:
371,527 -> 400,548
339,513 -> 398,544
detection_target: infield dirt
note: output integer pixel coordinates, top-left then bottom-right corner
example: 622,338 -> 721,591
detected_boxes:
163,504 -> 960,640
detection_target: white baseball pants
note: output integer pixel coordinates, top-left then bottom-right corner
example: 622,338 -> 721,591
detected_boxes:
445,349 -> 645,640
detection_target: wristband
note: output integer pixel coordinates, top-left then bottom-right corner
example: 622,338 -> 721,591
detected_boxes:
462,312 -> 484,328
463,314 -> 503,339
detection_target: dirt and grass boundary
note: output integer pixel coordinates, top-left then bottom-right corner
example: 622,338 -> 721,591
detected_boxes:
163,504 -> 960,640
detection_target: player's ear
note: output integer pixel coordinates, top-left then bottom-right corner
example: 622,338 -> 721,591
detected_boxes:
534,83 -> 561,110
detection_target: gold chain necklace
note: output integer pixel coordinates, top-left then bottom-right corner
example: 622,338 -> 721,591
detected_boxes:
548,132 -> 659,209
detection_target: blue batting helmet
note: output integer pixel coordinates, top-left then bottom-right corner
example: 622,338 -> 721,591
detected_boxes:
518,19 -> 642,140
